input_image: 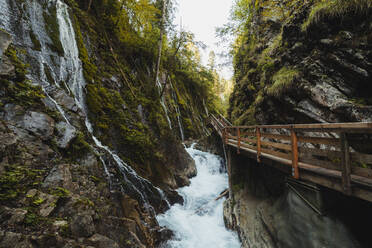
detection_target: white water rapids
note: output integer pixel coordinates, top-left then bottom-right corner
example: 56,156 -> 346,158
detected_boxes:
157,145 -> 241,248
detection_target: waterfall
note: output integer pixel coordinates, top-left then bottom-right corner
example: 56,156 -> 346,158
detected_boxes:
0,0 -> 11,31
157,144 -> 241,247
156,78 -> 172,129
203,99 -> 209,116
55,0 -> 163,210
0,0 -> 166,212
170,80 -> 185,141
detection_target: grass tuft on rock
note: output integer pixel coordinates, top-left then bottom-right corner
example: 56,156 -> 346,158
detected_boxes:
302,0 -> 372,31
266,67 -> 299,98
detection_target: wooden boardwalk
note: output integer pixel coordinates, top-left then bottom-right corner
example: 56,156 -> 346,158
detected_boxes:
209,114 -> 372,202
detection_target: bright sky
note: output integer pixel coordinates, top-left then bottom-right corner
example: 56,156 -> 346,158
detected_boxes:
174,0 -> 233,79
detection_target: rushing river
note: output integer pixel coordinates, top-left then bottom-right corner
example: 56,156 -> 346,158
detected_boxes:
157,144 -> 241,248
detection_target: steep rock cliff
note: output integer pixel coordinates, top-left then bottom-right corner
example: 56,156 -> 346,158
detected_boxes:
0,0 -> 213,247
224,1 -> 372,247
229,0 -> 372,125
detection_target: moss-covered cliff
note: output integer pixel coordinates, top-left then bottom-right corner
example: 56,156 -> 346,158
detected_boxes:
228,0 -> 372,125
220,1 -> 372,247
0,0 -> 221,247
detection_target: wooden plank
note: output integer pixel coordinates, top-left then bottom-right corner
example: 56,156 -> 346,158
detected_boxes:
298,136 -> 339,146
299,147 -> 341,160
241,131 -> 256,137
227,147 -> 232,197
218,113 -> 232,126
299,162 -> 341,179
291,130 -> 299,179
351,174 -> 372,188
292,122 -> 372,130
221,123 -> 372,132
223,129 -> 228,144
295,128 -> 372,133
240,137 -> 257,144
299,156 -> 341,171
340,133 -> 352,195
257,127 -> 261,163
352,167 -> 372,179
227,142 -> 257,155
229,139 -> 256,149
351,152 -> 372,165
261,133 -> 291,141
261,147 -> 292,160
211,119 -> 372,132
240,141 -> 257,151
237,127 -> 241,154
351,187 -> 372,203
261,140 -> 292,151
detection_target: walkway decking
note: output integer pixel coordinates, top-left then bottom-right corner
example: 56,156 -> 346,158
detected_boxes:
209,114 -> 372,202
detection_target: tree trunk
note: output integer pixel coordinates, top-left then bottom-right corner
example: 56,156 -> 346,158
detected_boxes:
87,0 -> 93,12
155,0 -> 167,90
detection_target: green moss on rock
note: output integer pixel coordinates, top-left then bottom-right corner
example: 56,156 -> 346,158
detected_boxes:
0,164 -> 46,201
266,67 -> 300,97
1,45 -> 46,108
29,30 -> 41,51
66,132 -> 91,160
43,6 -> 64,56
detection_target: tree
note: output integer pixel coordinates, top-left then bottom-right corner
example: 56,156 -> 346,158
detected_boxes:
208,51 -> 216,71
155,0 -> 168,89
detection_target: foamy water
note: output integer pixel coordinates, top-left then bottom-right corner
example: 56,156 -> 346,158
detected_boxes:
157,145 -> 241,248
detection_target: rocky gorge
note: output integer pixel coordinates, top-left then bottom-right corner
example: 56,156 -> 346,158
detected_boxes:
0,0 -> 217,247
1,0 -> 372,247
224,0 -> 372,247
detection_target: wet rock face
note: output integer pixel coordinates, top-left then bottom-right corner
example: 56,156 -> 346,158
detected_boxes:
224,152 -> 362,248
55,122 -> 77,148
87,234 -> 120,248
42,164 -> 73,190
70,214 -> 96,238
0,30 -> 11,61
229,1 -> 372,125
22,111 -> 55,140
0,0 -> 205,247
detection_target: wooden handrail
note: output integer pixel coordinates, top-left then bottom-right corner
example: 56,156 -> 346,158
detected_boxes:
208,114 -> 372,201
222,122 -> 372,131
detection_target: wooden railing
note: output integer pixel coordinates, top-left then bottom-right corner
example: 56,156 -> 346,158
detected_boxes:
208,114 -> 372,201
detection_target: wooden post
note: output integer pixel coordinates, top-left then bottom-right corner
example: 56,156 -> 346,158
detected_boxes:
340,132 -> 352,195
237,128 -> 241,154
256,127 -> 261,163
291,129 -> 299,179
227,147 -> 233,199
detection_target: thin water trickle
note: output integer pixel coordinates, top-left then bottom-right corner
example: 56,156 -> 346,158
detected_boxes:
170,80 -> 184,141
157,78 -> 172,129
157,144 -> 241,248
55,0 -> 164,210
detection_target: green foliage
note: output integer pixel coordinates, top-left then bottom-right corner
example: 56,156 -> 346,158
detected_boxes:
71,13 -> 97,82
67,132 -> 92,160
85,82 -> 156,164
0,164 -> 46,201
349,97 -> 372,106
24,212 -> 39,226
32,197 -> 45,206
302,0 -> 372,31
73,197 -> 94,208
50,187 -> 71,198
90,175 -> 101,183
232,182 -> 244,193
266,67 -> 300,97
0,45 -> 47,110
